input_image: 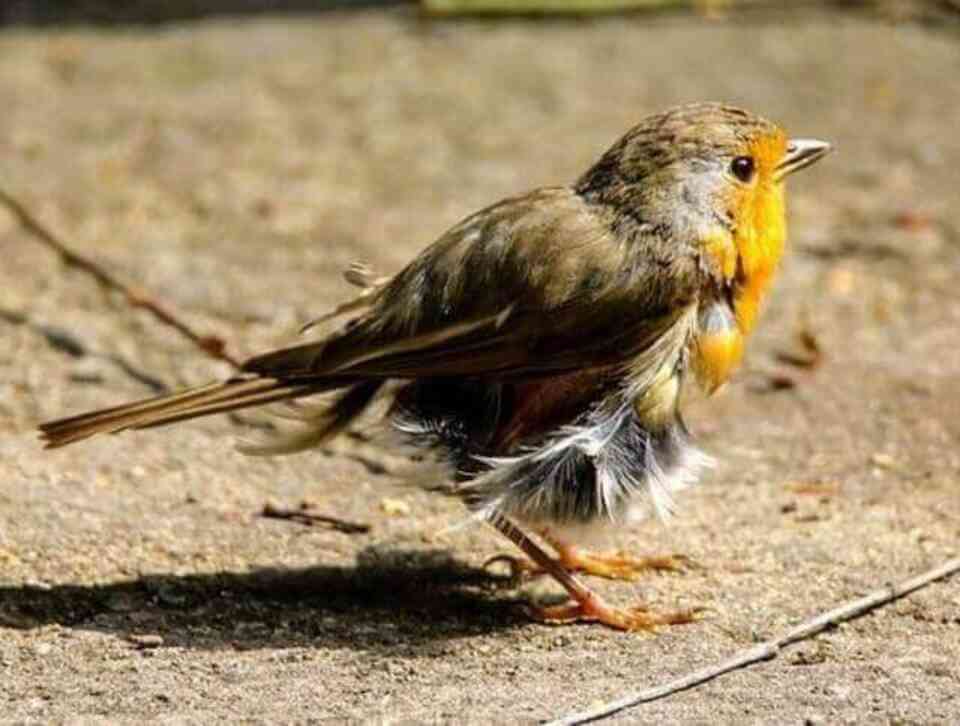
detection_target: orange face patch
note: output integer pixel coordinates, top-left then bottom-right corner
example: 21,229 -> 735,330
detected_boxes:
729,129 -> 789,335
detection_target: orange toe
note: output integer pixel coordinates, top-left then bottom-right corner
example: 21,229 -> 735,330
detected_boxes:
527,595 -> 704,632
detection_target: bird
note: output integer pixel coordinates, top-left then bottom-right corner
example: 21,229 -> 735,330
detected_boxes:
39,102 -> 831,631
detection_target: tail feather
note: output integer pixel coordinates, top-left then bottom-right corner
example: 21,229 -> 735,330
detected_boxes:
132,383 -> 330,431
38,376 -> 343,449
39,381 -> 230,437
238,380 -> 383,456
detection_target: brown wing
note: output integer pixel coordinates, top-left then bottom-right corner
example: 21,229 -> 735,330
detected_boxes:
40,188 -> 702,451
243,187 -> 701,383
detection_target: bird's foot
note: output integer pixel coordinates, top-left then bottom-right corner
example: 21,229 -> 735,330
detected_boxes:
487,514 -> 703,633
558,549 -> 692,581
528,595 -> 704,632
485,549 -> 691,584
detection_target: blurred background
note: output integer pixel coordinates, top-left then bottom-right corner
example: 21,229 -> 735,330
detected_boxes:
2,0 -> 960,23
1,1 -> 958,723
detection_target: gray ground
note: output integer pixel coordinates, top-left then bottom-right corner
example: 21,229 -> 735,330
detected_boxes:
1,10 -> 959,723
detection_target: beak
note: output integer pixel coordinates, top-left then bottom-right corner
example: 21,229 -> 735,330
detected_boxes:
776,138 -> 832,180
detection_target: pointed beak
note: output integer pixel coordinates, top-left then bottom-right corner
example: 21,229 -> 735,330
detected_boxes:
776,138 -> 832,180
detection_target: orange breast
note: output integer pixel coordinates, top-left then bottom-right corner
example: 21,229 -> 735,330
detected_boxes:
694,302 -> 743,392
696,132 -> 789,393
732,182 -> 785,335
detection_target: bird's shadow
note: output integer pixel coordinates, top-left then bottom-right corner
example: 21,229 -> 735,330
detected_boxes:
0,548 -> 530,655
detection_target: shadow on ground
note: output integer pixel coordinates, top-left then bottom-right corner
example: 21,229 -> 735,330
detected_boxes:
0,548 -> 527,652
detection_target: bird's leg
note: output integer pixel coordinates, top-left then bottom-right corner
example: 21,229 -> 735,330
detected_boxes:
486,529 -> 689,583
487,514 -> 699,632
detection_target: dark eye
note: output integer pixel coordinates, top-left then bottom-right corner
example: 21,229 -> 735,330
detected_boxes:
730,156 -> 755,183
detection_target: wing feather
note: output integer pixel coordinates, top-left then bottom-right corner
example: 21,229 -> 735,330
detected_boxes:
243,188 -> 700,384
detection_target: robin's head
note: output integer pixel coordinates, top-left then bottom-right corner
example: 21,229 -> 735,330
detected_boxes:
576,102 -> 830,332
576,103 -> 830,240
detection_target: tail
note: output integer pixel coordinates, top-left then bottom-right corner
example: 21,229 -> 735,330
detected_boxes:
38,376 -> 352,449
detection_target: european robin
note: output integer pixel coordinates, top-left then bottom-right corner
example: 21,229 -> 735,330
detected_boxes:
40,103 -> 830,631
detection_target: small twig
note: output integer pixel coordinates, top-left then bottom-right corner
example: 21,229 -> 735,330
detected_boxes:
259,502 -> 371,534
545,557 -> 960,726
0,187 -> 240,369
775,326 -> 823,370
0,307 -> 169,393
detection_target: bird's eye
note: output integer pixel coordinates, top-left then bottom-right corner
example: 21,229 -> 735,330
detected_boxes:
730,156 -> 755,183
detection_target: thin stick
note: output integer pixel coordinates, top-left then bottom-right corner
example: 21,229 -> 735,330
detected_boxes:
260,502 -> 370,534
0,187 -> 241,369
545,557 -> 960,726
